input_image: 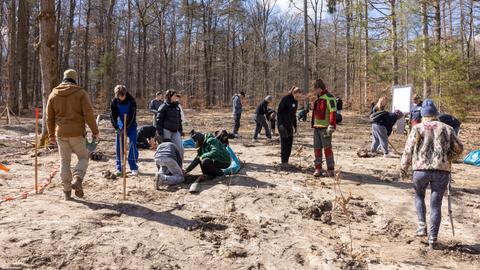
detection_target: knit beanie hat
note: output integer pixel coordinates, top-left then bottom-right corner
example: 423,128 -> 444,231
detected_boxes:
421,99 -> 439,117
265,95 -> 273,102
191,132 -> 205,143
63,69 -> 77,81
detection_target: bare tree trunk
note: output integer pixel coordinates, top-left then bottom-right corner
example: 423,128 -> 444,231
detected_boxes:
433,0 -> 441,95
125,0 -> 132,90
18,0 -> 30,110
62,0 -> 76,71
344,0 -> 351,101
39,0 -> 58,135
83,0 -> 92,92
363,0 -> 368,107
103,0 -> 116,108
466,0 -> 474,80
0,1 -> 4,103
303,0 -> 309,93
390,0 -> 399,86
7,0 -> 18,113
421,0 -> 431,98
55,0 -> 62,76
460,0 -> 465,58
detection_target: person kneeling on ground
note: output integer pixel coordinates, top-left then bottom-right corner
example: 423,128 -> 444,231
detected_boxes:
369,97 -> 403,158
401,99 -> 463,250
137,125 -> 157,149
154,142 -> 184,188
185,131 -> 231,180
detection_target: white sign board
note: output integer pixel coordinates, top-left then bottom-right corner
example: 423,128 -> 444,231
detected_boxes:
392,86 -> 412,113
392,85 -> 412,135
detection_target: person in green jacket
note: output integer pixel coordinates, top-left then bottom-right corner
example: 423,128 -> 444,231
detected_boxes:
185,131 -> 231,180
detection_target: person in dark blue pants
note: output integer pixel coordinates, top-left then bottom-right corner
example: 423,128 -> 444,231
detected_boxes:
110,85 -> 139,176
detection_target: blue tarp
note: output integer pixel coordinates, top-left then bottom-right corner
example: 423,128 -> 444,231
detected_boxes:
183,138 -> 196,149
223,145 -> 241,175
464,150 -> 480,167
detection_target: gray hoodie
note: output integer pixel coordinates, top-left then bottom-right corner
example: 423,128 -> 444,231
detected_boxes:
154,142 -> 182,166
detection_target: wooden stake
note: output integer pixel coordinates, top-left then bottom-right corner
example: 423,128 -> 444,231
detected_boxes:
123,114 -> 127,200
35,108 -> 39,193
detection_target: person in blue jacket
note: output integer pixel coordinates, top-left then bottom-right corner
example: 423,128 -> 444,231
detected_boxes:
110,85 -> 139,176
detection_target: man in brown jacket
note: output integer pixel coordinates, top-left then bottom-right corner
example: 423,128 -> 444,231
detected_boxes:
46,69 -> 99,200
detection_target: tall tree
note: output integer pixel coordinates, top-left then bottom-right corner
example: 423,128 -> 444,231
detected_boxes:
62,0 -> 76,71
389,0 -> 399,86
6,0 -> 18,113
18,0 -> 30,110
39,0 -> 58,135
421,0 -> 430,98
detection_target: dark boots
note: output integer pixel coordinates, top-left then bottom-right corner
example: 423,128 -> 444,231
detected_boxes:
71,176 -> 84,198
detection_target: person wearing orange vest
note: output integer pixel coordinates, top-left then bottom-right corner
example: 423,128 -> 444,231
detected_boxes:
311,79 -> 337,177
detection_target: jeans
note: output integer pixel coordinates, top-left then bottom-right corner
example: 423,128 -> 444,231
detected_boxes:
116,126 -> 139,172
253,114 -> 272,139
371,123 -> 389,154
278,125 -> 294,164
201,158 -> 229,180
413,170 -> 450,239
57,136 -> 89,192
233,113 -> 242,135
156,157 -> 184,185
313,128 -> 334,171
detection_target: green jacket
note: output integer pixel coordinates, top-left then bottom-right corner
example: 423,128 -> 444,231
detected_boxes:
186,133 -> 231,172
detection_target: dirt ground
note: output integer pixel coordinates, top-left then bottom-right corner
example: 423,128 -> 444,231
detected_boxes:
0,109 -> 479,270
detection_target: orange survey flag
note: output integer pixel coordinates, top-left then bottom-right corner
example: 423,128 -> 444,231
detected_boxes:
0,163 -> 9,172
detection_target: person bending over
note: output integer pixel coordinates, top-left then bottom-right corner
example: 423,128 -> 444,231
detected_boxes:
154,142 -> 184,188
185,131 -> 231,180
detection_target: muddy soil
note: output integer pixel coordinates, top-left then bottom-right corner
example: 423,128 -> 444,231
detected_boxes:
0,109 -> 479,269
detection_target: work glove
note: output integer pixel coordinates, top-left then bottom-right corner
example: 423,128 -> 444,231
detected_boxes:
326,125 -> 335,136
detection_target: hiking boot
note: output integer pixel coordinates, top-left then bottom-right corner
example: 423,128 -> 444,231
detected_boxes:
116,170 -> 123,177
313,169 -> 323,177
428,237 -> 438,250
64,191 -> 72,201
326,170 -> 335,177
131,170 -> 139,176
280,163 -> 290,170
71,176 -> 84,198
383,153 -> 396,158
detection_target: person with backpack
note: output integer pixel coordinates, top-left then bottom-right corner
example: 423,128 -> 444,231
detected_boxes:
311,79 -> 337,177
401,99 -> 463,249
110,85 -> 139,176
369,97 -> 404,158
253,95 -> 273,141
277,86 -> 302,168
156,89 -> 184,162
46,69 -> 99,200
232,92 -> 246,137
